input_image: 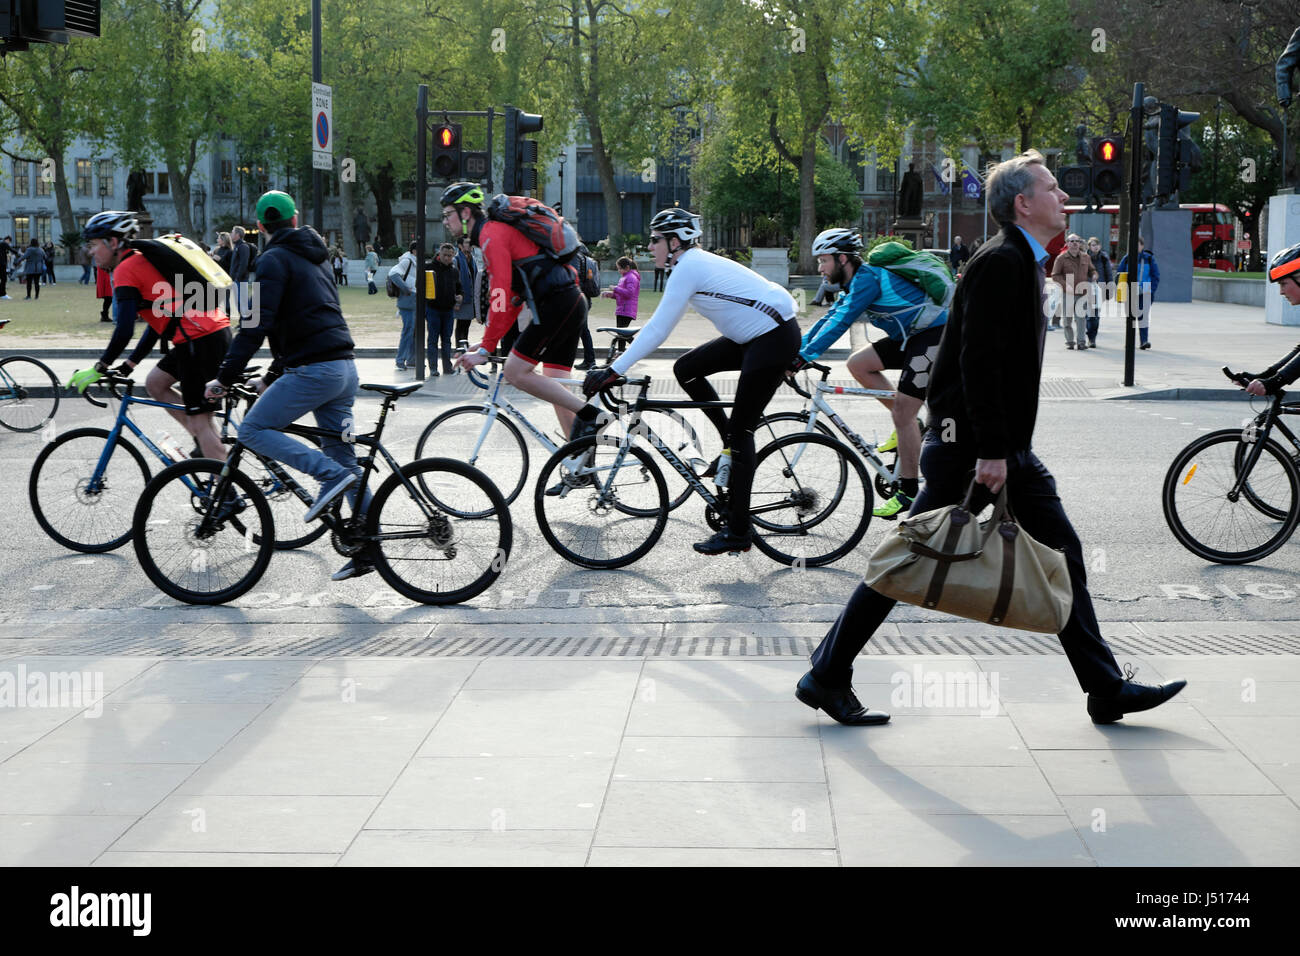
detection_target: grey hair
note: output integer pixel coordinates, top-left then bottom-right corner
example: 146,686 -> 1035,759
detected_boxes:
987,150 -> 1047,225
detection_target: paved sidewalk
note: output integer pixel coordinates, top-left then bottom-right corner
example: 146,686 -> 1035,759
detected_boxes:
7,298 -> 1295,401
0,619 -> 1297,867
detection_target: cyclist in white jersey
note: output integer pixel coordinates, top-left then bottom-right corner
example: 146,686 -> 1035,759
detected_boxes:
583,208 -> 801,555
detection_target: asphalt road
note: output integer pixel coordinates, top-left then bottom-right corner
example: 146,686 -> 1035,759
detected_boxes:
4,386 -> 1299,625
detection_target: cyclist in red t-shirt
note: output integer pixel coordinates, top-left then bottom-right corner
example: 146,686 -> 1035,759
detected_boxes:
440,183 -> 608,442
71,211 -> 232,459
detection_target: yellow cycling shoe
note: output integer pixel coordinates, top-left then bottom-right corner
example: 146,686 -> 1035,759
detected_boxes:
877,429 -> 899,453
872,491 -> 913,520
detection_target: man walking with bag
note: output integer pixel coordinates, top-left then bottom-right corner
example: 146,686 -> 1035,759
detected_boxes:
796,151 -> 1186,726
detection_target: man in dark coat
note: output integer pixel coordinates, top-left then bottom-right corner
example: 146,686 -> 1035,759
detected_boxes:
795,150 -> 1187,727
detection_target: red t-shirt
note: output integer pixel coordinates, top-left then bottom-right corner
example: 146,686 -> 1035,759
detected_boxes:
477,220 -> 579,353
112,249 -> 229,342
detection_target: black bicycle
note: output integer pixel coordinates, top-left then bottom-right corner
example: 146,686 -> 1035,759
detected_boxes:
533,374 -> 872,569
1162,367 -> 1300,564
131,381 -> 512,605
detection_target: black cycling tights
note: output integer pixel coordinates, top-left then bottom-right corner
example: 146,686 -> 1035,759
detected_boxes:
674,318 -> 800,536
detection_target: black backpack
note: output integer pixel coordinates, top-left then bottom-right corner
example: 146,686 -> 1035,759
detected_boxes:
576,247 -> 601,298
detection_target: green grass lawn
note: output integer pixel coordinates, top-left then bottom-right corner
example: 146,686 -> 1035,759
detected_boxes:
0,280 -> 671,347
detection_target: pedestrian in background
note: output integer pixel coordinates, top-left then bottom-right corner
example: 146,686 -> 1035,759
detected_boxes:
391,240 -> 419,371
573,242 -> 599,369
0,235 -> 11,299
20,239 -> 46,300
1050,233 -> 1096,350
78,243 -> 93,284
229,225 -> 252,320
43,241 -> 58,284
1118,237 -> 1160,350
453,235 -> 476,345
600,255 -> 640,354
96,255 -> 114,321
364,244 -> 380,295
424,242 -> 461,375
653,257 -> 666,293
949,234 -> 970,273
1086,236 -> 1113,348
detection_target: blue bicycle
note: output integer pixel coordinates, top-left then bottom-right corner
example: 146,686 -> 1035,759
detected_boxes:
28,369 -> 326,553
0,318 -> 60,432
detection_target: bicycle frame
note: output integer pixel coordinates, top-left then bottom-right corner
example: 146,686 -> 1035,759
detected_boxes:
1232,398 -> 1300,499
775,369 -> 900,484
89,386 -> 201,493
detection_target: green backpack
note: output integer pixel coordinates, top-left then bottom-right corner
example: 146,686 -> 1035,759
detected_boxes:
866,241 -> 954,332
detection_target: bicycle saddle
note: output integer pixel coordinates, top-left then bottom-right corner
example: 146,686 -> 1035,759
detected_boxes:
360,382 -> 424,397
596,326 -> 640,339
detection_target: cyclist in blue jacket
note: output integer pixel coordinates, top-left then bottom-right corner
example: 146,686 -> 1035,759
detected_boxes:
794,229 -> 951,518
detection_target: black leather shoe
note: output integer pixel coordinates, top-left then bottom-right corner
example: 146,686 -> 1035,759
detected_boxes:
796,671 -> 890,725
1087,676 -> 1187,724
692,529 -> 751,555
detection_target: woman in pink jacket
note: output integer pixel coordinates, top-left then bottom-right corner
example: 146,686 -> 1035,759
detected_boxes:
601,256 -> 640,353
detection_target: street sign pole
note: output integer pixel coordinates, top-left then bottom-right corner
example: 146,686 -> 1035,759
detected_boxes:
1124,83 -> 1144,388
312,0 -> 323,232
415,86 -> 428,381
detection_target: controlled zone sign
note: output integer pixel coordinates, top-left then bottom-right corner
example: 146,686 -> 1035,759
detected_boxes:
312,83 -> 333,171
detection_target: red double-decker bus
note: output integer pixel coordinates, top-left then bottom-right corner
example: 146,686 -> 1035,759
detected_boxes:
1062,202 -> 1236,271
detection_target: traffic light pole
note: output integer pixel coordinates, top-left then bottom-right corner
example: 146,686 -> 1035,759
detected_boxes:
312,0 -> 323,233
414,85 -> 428,381
1124,83 -> 1144,388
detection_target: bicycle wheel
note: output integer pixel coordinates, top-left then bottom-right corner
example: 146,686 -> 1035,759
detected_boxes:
755,410 -> 835,444
132,460 -> 275,605
29,427 -> 152,553
1163,429 -> 1300,564
1234,428 -> 1294,520
534,435 -> 668,569
749,432 -> 872,567
366,457 -> 512,605
0,355 -> 60,432
243,441 -> 330,551
415,405 -> 529,507
616,407 -> 709,513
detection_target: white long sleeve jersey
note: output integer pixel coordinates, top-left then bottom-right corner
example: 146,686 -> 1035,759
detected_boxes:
610,247 -> 797,374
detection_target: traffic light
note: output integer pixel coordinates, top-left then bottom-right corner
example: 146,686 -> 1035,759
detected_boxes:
431,122 -> 462,180
1,0 -> 100,50
1091,134 -> 1124,195
1057,164 -> 1092,199
1155,104 -> 1200,201
503,106 -> 543,195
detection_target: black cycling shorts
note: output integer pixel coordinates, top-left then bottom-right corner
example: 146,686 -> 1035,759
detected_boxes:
511,285 -> 586,370
868,324 -> 944,400
155,327 -> 232,415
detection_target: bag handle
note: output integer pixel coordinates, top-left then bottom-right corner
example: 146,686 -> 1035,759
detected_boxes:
908,481 -> 1008,562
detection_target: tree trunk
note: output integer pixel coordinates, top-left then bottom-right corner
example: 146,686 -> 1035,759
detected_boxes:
166,158 -> 195,239
340,171 -> 358,259
372,164 -> 397,251
590,124 -> 622,250
51,148 -> 77,257
798,136 -> 817,274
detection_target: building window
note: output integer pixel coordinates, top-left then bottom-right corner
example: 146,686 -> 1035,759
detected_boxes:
35,169 -> 51,197
13,215 -> 30,246
76,159 -> 92,197
35,215 -> 53,244
875,163 -> 897,195
13,161 -> 29,197
98,159 -> 112,198
155,171 -> 169,195
218,160 -> 234,196
577,151 -> 597,178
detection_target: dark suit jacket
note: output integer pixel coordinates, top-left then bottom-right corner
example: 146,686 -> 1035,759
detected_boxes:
926,223 -> 1045,460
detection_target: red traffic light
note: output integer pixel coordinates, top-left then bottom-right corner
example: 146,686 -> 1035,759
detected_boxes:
1099,141 -> 1116,162
437,126 -> 458,148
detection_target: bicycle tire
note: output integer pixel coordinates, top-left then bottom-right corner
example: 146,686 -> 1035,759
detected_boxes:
132,459 -> 275,605
243,438 -> 331,551
0,355 -> 60,432
366,457 -> 512,605
1162,428 -> 1300,564
754,410 -> 835,444
415,405 -> 529,508
749,431 -> 872,567
29,426 -> 152,553
1234,427 -> 1295,520
534,435 -> 668,569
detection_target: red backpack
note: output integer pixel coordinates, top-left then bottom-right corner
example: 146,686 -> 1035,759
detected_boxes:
484,194 -> 579,263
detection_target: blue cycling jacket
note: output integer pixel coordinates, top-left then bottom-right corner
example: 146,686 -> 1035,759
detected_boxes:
800,263 -> 948,362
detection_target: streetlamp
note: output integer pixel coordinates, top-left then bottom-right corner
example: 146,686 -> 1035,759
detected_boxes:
557,153 -> 566,216
238,162 -> 250,222
192,184 -> 206,238
98,170 -> 109,211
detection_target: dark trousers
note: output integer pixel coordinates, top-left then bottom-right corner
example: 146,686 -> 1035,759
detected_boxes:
455,318 -> 473,345
654,268 -> 666,292
674,319 -> 800,536
810,437 -> 1125,695
26,274 -> 40,298
0,269 -> 6,296
425,308 -> 456,369
579,301 -> 595,365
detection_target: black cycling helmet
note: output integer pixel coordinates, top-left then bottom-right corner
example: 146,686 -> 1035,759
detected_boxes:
83,211 -> 139,242
1270,242 -> 1300,283
440,182 -> 485,207
811,227 -> 864,256
648,207 -> 702,244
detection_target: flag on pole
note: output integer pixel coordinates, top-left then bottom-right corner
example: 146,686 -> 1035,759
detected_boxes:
961,168 -> 982,200
930,163 -> 951,196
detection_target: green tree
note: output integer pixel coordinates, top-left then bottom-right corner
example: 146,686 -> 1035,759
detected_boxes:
0,40 -> 105,249
1183,121 -> 1277,269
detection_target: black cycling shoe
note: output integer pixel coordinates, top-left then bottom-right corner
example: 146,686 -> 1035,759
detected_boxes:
569,409 -> 613,443
693,529 -> 752,555
700,455 -> 721,479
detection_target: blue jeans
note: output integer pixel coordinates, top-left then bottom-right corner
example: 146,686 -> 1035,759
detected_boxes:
238,360 -> 370,513
79,265 -> 92,284
395,307 -> 415,366
425,308 -> 455,368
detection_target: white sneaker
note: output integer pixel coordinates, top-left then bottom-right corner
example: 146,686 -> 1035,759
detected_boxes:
304,473 -> 357,523
0,295 -> 10,300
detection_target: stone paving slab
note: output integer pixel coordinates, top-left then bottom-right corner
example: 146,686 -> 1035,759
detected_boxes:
2,653 -> 1298,866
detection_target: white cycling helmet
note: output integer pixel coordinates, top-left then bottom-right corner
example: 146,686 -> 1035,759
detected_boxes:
649,208 -> 702,244
811,228 -> 864,256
